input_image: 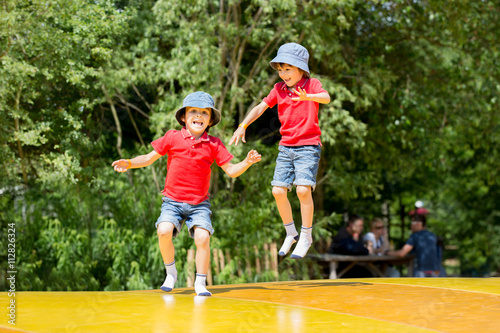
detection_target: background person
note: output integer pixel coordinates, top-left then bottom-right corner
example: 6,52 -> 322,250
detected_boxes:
364,217 -> 400,277
327,214 -> 373,277
328,214 -> 371,255
364,218 -> 389,255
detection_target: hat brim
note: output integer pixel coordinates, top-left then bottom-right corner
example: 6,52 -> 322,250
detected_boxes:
270,54 -> 310,76
175,107 -> 221,127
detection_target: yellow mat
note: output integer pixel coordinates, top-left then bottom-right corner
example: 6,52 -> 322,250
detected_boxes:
2,278 -> 499,332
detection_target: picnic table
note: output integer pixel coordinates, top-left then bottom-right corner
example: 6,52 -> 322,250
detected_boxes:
307,253 -> 415,279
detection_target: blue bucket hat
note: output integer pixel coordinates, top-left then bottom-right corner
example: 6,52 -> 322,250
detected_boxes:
175,91 -> 221,127
269,43 -> 310,77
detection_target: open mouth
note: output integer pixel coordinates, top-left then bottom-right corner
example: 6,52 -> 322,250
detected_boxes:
193,120 -> 204,127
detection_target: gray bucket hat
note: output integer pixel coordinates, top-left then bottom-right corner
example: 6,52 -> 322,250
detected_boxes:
269,43 -> 310,77
175,91 -> 221,127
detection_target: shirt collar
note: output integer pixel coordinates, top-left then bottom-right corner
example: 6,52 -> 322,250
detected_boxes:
181,127 -> 210,142
281,76 -> 309,91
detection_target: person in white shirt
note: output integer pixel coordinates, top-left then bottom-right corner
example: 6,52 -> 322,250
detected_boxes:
363,218 -> 389,255
364,218 -> 400,277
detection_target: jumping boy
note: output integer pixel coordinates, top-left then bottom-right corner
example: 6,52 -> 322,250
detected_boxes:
112,91 -> 261,296
229,43 -> 330,259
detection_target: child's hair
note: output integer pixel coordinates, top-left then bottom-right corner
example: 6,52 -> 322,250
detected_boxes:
274,62 -> 308,77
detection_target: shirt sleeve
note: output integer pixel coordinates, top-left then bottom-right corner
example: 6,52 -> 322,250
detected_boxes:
406,233 -> 417,247
151,130 -> 173,156
262,86 -> 279,108
309,78 -> 328,94
338,238 -> 369,255
213,137 -> 234,166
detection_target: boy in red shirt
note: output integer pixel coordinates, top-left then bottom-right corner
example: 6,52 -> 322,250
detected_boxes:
229,43 -> 330,259
112,92 -> 261,296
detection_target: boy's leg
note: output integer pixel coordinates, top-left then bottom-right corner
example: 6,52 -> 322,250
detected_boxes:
157,222 -> 178,291
297,185 -> 314,228
193,227 -> 212,296
272,186 -> 294,224
291,185 -> 313,259
272,186 -> 299,256
290,145 -> 321,259
194,227 -> 210,274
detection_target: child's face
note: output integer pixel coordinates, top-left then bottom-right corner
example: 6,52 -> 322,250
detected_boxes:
276,63 -> 304,89
182,107 -> 212,137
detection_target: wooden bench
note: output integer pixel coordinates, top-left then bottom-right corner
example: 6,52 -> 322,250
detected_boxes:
308,253 -> 415,279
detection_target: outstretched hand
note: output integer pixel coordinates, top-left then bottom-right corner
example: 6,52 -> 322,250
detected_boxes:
112,159 -> 129,173
246,150 -> 261,164
229,126 -> 246,146
291,86 -> 310,101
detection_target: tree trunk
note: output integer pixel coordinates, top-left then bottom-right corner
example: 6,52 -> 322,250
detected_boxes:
14,84 -> 28,185
103,86 -> 133,186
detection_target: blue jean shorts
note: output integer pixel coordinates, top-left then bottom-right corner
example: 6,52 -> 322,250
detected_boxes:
414,270 -> 440,278
271,144 -> 321,191
155,196 -> 213,238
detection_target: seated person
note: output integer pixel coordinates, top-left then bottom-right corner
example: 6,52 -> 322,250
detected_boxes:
387,214 -> 440,277
364,218 -> 400,277
328,214 -> 372,277
363,218 -> 389,255
328,214 -> 370,255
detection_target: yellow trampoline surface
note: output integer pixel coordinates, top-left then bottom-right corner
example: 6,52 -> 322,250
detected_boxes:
1,278 -> 499,332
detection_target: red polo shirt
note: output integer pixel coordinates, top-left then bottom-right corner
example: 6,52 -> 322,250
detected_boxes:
151,128 -> 234,205
263,77 -> 327,146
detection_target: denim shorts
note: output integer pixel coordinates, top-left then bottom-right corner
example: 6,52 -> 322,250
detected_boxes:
155,196 -> 213,238
414,270 -> 440,278
271,144 -> 321,191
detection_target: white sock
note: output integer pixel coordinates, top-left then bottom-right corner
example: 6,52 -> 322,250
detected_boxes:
291,226 -> 313,259
194,273 -> 211,296
160,261 -> 177,292
279,222 -> 299,256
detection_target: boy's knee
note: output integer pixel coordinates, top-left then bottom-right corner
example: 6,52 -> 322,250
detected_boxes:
272,186 -> 288,199
157,222 -> 174,238
296,186 -> 312,200
194,228 -> 210,247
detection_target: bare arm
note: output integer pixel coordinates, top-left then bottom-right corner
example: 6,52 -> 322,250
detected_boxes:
374,238 -> 390,255
111,150 -> 162,172
292,86 -> 331,104
229,101 -> 269,146
387,244 -> 413,257
220,150 -> 261,178
380,233 -> 391,253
